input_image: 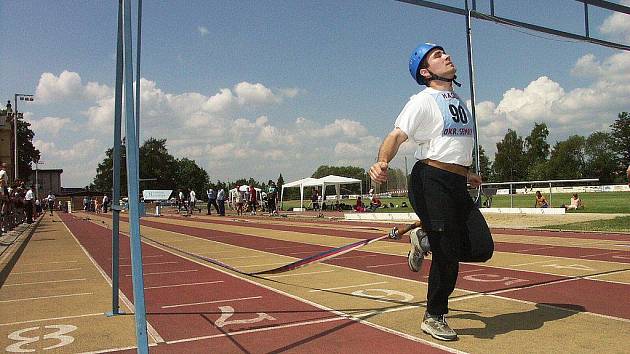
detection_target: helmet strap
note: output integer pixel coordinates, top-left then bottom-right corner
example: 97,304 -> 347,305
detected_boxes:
427,70 -> 461,87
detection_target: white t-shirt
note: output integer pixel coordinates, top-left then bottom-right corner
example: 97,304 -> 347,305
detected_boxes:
395,87 -> 475,166
0,169 -> 7,187
189,190 -> 196,202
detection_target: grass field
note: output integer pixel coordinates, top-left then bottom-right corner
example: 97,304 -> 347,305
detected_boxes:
539,215 -> 630,232
282,192 -> 630,214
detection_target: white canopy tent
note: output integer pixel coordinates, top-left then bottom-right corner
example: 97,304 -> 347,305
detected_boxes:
280,177 -> 321,210
318,175 -> 362,205
280,175 -> 362,211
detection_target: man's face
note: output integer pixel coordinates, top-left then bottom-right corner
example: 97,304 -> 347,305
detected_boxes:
420,48 -> 457,81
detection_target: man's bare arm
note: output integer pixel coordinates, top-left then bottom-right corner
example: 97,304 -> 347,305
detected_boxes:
369,128 -> 408,184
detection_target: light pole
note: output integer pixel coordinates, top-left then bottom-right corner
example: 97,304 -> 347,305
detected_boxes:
13,94 -> 35,180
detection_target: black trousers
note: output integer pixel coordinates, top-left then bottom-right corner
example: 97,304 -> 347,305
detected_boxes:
207,199 -> 219,214
217,200 -> 225,216
25,200 -> 33,223
408,161 -> 493,315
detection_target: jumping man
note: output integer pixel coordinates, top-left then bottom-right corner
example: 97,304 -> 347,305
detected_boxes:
369,42 -> 493,341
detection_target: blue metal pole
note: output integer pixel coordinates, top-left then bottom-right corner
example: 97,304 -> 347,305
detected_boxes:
135,0 -> 142,174
108,0 -> 124,317
122,0 -> 149,352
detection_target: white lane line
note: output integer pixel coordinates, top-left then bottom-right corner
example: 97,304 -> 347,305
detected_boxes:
0,292 -> 93,303
265,245 -> 312,250
219,255 -> 266,260
579,251 -> 618,258
509,260 -> 554,267
0,312 -> 103,326
145,280 -> 224,290
22,260 -> 79,266
238,262 -> 291,268
161,296 -> 262,309
335,254 -> 379,260
114,255 -> 164,260
514,246 -> 554,252
12,267 -> 82,274
366,262 -> 407,269
458,269 -> 486,275
4,278 -> 87,287
125,269 -> 198,277
62,218 -> 165,344
166,316 -> 345,344
309,281 -> 388,293
266,270 -> 336,278
120,261 -> 179,267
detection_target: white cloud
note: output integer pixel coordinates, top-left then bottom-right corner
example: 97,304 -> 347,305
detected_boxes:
473,51 -> 630,157
197,26 -> 209,36
27,116 -> 73,136
234,82 -> 282,105
599,0 -> 630,43
35,71 -> 113,104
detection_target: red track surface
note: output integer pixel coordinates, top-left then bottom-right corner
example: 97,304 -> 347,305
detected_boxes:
160,215 -> 630,264
106,215 -> 630,321
59,214 -> 447,352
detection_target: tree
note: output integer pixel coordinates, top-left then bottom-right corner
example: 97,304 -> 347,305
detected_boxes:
475,145 -> 492,181
17,119 -> 41,181
492,129 -> 527,182
524,122 -> 550,165
610,112 -> 630,172
93,145 -> 127,195
546,135 -> 586,179
175,157 -> 209,198
139,138 -> 178,191
584,131 -> 617,183
92,137 -> 209,197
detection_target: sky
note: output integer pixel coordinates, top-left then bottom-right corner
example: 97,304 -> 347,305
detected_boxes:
1,0 -> 630,187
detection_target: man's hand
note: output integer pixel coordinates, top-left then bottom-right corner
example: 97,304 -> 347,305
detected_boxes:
369,161 -> 389,184
467,172 -> 482,188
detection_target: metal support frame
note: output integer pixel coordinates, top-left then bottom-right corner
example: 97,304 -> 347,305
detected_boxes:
397,0 -> 630,51
107,0 -> 124,319
109,0 -> 148,352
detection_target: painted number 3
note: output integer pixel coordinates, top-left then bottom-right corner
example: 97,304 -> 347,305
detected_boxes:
448,104 -> 468,124
6,325 -> 77,353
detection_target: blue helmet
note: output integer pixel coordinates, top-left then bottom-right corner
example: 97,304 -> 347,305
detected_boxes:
408,42 -> 443,86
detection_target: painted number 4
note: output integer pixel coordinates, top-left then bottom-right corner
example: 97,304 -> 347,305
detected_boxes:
6,325 -> 77,353
214,306 -> 276,328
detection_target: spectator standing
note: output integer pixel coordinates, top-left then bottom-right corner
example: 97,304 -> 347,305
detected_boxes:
249,184 -> 257,215
25,185 -> 34,223
189,189 -> 197,214
102,195 -> 109,213
311,188 -> 319,211
267,180 -> 277,215
207,187 -> 219,215
47,192 -> 56,216
217,187 -> 226,216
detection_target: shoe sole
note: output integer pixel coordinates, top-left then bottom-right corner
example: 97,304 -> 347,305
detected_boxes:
408,250 -> 421,272
421,323 -> 458,341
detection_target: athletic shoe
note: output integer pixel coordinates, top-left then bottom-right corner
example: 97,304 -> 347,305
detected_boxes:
408,228 -> 430,272
421,312 -> 458,341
